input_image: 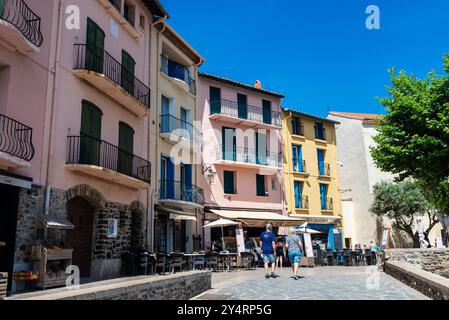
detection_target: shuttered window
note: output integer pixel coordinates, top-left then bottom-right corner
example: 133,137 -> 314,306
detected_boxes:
86,18 -> 105,73
121,50 -> 136,95
224,171 -> 235,194
256,174 -> 266,196
118,122 -> 134,176
210,87 -> 221,115
237,93 -> 248,120
262,100 -> 272,125
80,100 -> 102,165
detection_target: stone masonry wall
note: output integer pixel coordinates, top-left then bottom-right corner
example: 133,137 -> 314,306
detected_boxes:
385,248 -> 449,278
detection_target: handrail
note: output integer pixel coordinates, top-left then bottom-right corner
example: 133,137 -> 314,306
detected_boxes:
0,113 -> 35,161
160,55 -> 196,95
0,0 -> 43,47
159,114 -> 201,144
216,145 -> 282,167
159,180 -> 204,205
74,44 -> 151,108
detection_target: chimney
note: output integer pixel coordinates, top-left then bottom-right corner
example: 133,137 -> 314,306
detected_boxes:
254,80 -> 262,89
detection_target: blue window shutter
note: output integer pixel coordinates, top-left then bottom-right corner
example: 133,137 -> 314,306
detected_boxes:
185,164 -> 192,201
292,145 -> 298,171
294,181 -> 302,208
298,145 -> 303,172
167,157 -> 175,199
328,227 -> 335,250
320,184 -> 327,209
317,149 -> 324,175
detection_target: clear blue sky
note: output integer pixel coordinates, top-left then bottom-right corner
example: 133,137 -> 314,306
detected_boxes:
161,0 -> 449,117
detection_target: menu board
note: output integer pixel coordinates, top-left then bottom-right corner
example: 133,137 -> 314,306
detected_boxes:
381,229 -> 390,250
303,233 -> 314,257
235,227 -> 246,254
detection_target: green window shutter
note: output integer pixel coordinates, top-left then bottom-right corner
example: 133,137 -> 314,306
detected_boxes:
224,171 -> 235,194
256,174 -> 266,196
210,87 -> 221,115
80,100 -> 102,165
118,122 -> 134,176
0,0 -> 4,17
262,100 -> 272,125
86,18 -> 105,73
237,94 -> 247,119
121,50 -> 135,95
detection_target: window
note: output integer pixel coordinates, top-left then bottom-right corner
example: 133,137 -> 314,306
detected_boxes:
256,174 -> 267,196
315,122 -> 326,140
237,93 -> 248,120
291,117 -> 302,135
139,14 -> 145,29
320,184 -> 328,210
118,122 -> 134,176
262,100 -> 272,125
168,60 -> 187,82
210,86 -> 221,115
109,0 -> 121,11
271,179 -> 277,191
292,145 -> 304,172
80,100 -> 103,165
121,50 -> 135,94
86,18 -> 105,73
224,171 -> 236,194
294,181 -> 303,208
222,127 -> 236,161
160,155 -> 174,199
123,1 -> 136,27
255,132 -> 267,165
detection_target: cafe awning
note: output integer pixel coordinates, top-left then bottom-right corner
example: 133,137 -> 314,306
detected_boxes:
167,209 -> 197,221
209,210 -> 306,227
289,214 -> 342,224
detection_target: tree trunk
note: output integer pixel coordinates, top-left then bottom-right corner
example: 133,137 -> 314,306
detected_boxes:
412,232 -> 421,248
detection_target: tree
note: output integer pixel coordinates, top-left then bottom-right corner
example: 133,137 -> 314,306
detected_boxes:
371,54 -> 449,219
370,180 -> 438,248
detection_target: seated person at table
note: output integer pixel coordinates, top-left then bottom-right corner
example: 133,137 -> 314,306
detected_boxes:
260,224 -> 277,279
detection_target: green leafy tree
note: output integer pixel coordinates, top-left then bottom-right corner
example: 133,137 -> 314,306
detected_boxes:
370,180 -> 438,248
371,54 -> 449,219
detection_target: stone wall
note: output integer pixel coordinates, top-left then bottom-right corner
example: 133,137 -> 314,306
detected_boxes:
384,248 -> 449,279
9,272 -> 212,301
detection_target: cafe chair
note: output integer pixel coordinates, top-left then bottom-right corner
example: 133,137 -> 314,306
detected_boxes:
155,253 -> 169,275
169,253 -> 184,274
205,252 -> 220,271
240,252 -> 254,270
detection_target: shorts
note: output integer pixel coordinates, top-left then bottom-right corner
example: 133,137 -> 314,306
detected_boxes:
263,254 -> 276,264
276,248 -> 284,257
288,250 -> 303,264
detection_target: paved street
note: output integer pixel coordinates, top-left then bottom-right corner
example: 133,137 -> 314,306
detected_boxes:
193,266 -> 429,300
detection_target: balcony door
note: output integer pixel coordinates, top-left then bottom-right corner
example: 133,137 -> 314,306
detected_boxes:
86,18 -> 105,73
262,100 -> 272,125
121,50 -> 135,95
320,183 -> 328,210
317,149 -> 325,176
255,132 -> 267,165
80,100 -> 102,166
160,95 -> 171,133
292,145 -> 303,172
180,163 -> 192,201
160,155 -> 174,200
118,122 -> 134,176
222,127 -> 236,161
237,93 -> 247,120
210,86 -> 221,115
294,181 -> 303,208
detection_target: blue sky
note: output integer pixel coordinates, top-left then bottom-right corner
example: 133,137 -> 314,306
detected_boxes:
161,0 -> 449,117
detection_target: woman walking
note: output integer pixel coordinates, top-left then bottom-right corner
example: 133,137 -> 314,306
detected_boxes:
285,228 -> 304,280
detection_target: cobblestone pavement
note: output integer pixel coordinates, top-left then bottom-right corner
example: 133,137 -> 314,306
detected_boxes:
193,266 -> 429,300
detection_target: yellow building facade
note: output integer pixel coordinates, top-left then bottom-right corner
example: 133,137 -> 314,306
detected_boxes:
282,108 -> 346,249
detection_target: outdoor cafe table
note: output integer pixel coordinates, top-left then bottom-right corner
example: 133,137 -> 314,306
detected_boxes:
219,252 -> 238,272
182,253 -> 205,271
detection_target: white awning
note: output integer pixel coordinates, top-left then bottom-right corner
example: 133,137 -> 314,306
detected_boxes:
210,210 -> 306,227
289,214 -> 342,224
169,210 -> 197,221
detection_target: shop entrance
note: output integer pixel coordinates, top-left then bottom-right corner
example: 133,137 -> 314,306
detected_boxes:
0,184 -> 20,292
66,197 -> 94,277
173,220 -> 186,252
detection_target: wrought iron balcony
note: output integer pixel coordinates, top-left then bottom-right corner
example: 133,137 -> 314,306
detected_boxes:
0,113 -> 35,161
159,114 -> 201,145
0,0 -> 43,48
159,180 -> 204,206
66,135 -> 151,186
321,197 -> 333,211
293,159 -> 306,173
295,196 -> 309,210
209,99 -> 282,128
74,44 -> 151,112
318,162 -> 331,177
216,145 -> 282,168
160,55 -> 196,95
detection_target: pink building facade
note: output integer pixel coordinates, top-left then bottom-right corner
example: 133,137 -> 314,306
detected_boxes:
197,74 -> 285,249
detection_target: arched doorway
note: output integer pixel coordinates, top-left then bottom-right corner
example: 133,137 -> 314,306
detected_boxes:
66,197 -> 95,277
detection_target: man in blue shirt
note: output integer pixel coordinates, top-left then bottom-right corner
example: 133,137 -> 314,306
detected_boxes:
260,223 -> 277,279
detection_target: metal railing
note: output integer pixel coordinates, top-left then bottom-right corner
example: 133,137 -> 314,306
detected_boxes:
160,55 -> 196,95
321,197 -> 333,211
216,145 -> 282,167
318,162 -> 331,177
159,114 -> 201,144
66,135 -> 151,183
295,196 -> 309,209
293,159 -> 306,173
74,44 -> 151,108
0,113 -> 34,161
159,180 -> 204,206
0,0 -> 43,47
209,99 -> 282,127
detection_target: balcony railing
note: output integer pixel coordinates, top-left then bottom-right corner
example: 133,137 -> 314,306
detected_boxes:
216,145 -> 282,168
159,114 -> 201,144
295,196 -> 309,209
0,113 -> 35,161
318,162 -> 331,177
293,159 -> 306,173
74,44 -> 150,108
209,99 -> 282,127
159,180 -> 204,206
160,55 -> 196,95
66,135 -> 151,183
321,197 -> 333,211
0,0 -> 43,47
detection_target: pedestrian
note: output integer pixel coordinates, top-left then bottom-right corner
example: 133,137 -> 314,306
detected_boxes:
285,227 -> 304,280
275,237 -> 284,268
260,223 -> 277,279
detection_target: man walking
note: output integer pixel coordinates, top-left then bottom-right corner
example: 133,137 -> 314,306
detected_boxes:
260,223 -> 277,279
